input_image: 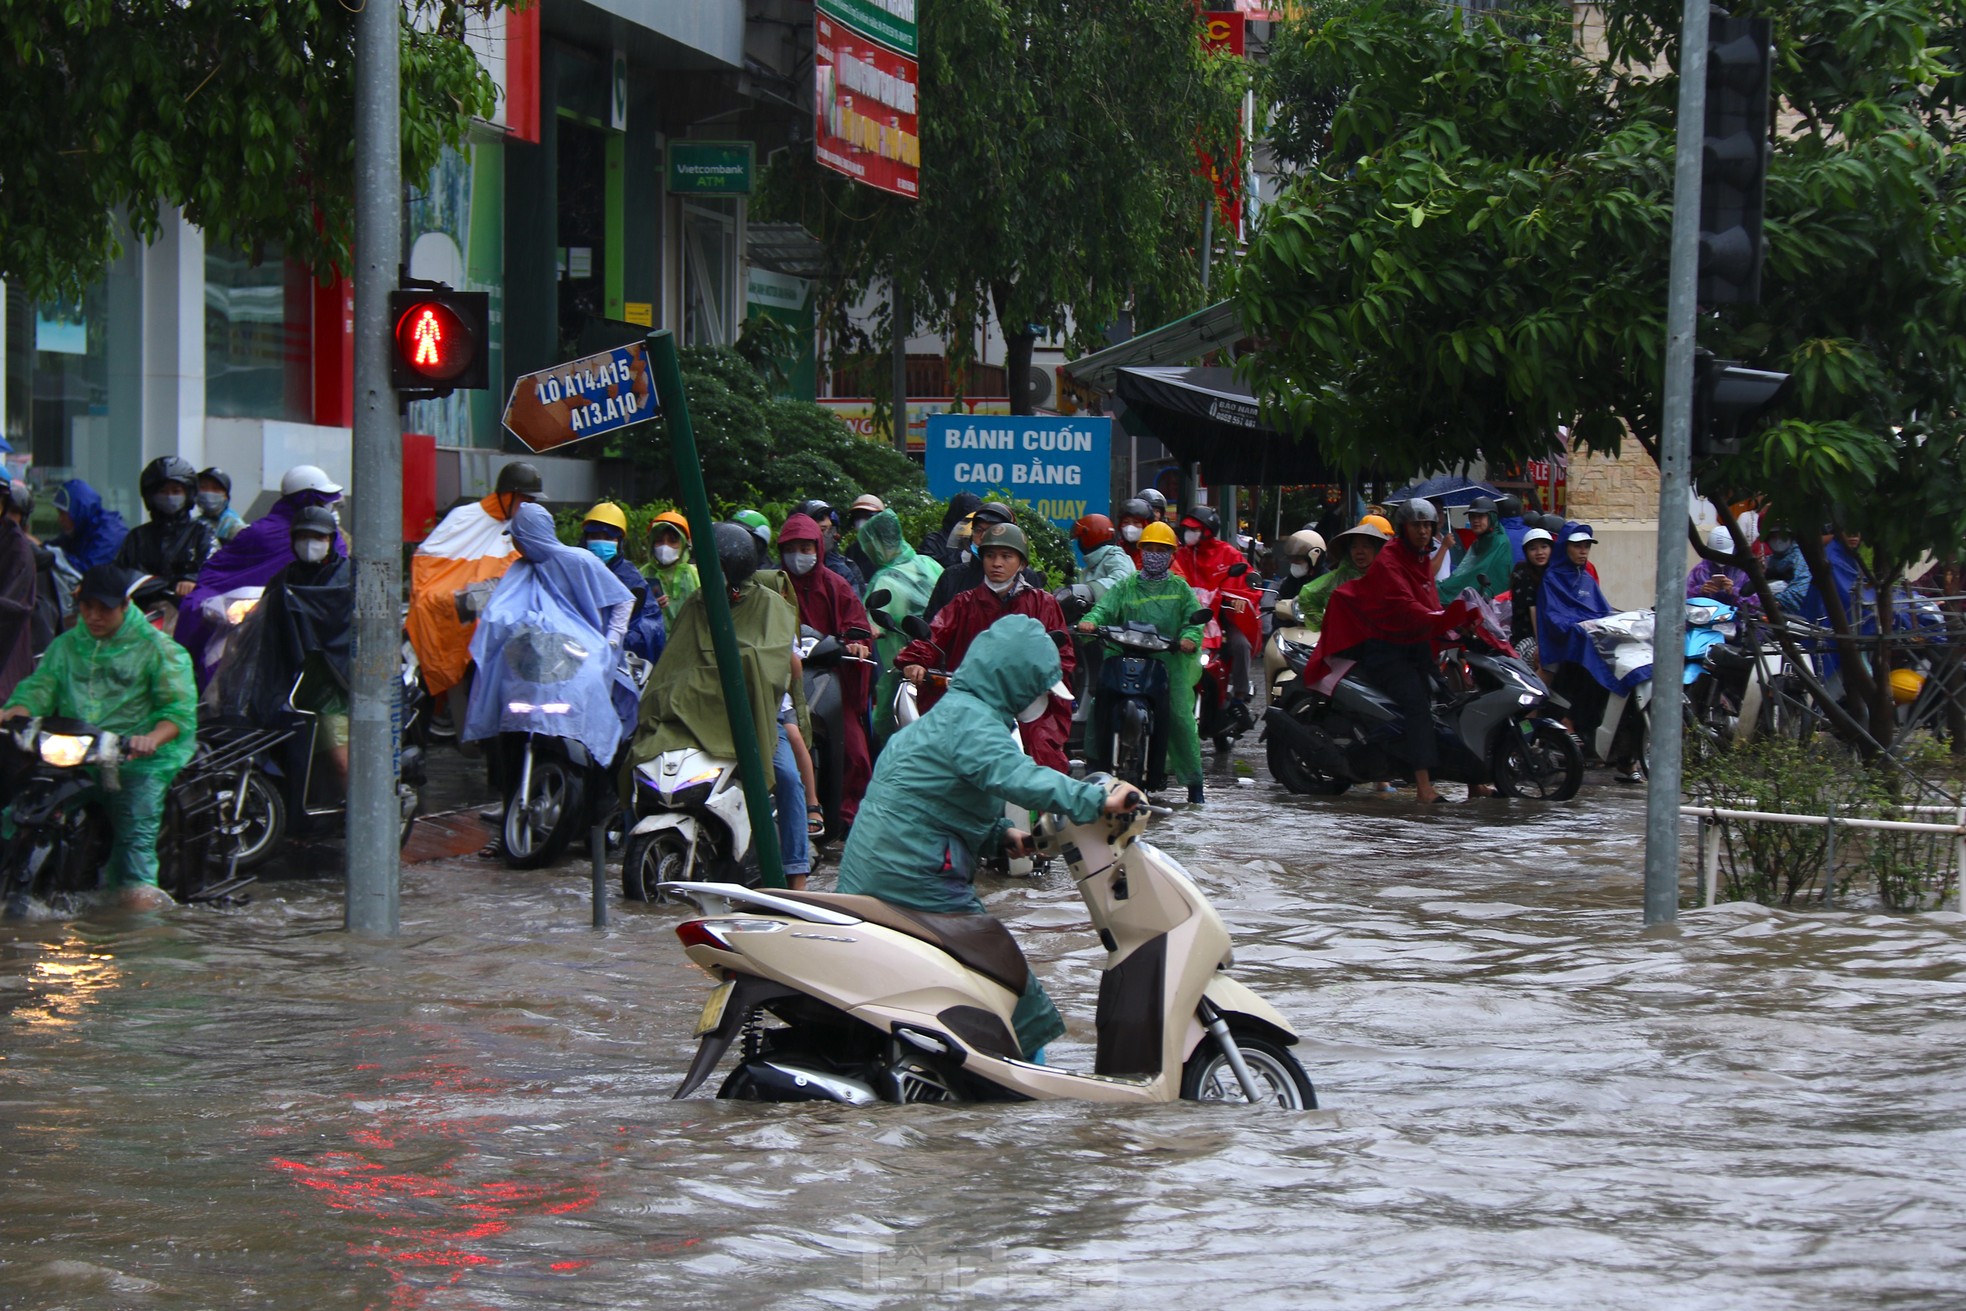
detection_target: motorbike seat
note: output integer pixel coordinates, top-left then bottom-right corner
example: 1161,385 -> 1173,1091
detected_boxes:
771,891 -> 1031,995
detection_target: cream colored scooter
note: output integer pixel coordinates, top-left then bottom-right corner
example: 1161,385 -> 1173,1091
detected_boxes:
664,778 -> 1316,1107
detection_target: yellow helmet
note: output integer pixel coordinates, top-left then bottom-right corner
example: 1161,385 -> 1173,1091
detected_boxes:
582,501 -> 628,533
1362,513 -> 1394,536
1139,521 -> 1179,549
649,509 -> 692,544
1889,667 -> 1926,706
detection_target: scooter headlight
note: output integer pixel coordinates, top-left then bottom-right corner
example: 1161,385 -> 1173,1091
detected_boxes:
225,598 -> 258,625
38,733 -> 94,768
1687,604 -> 1717,627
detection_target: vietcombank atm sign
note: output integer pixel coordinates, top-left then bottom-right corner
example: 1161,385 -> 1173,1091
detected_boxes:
815,0 -> 919,199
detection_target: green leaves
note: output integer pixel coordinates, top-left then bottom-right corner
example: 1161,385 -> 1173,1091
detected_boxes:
0,0 -> 503,302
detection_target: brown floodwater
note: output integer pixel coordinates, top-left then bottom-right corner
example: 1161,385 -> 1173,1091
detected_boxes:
3,755 -> 1964,1309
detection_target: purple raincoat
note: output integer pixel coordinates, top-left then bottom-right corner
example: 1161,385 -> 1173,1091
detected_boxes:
177,492 -> 343,681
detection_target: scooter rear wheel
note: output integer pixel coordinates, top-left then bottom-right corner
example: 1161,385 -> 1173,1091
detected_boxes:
1180,1030 -> 1317,1109
1264,700 -> 1351,796
621,829 -> 690,901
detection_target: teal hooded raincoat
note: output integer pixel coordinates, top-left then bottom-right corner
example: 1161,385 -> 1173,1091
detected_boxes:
836,616 -> 1107,1055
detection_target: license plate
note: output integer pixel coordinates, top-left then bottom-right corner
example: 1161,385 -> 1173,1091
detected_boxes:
694,980 -> 735,1036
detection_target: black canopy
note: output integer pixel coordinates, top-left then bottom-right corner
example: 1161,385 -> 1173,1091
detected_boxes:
1113,366 -> 1334,485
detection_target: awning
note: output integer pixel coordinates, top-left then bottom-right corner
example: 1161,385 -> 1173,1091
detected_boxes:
1063,301 -> 1242,392
746,223 -> 831,280
1114,366 -> 1334,485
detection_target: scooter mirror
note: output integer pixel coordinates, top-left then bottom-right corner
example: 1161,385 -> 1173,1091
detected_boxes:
901,614 -> 933,642
865,588 -> 892,610
1191,609 -> 1213,626
868,609 -> 896,630
1048,629 -> 1071,650
1227,562 -> 1249,578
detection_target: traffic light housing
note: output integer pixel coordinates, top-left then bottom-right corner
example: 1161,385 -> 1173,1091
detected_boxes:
389,287 -> 490,398
1699,15 -> 1774,304
1691,348 -> 1790,461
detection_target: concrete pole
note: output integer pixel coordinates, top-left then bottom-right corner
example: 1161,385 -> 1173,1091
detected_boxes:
1642,0 -> 1711,929
346,0 -> 403,935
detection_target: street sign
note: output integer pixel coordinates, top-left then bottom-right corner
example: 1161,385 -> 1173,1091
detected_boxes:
501,341 -> 658,454
666,141 -> 755,196
925,415 -> 1110,530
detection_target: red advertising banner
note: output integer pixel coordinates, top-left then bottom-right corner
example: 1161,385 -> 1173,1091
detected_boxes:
1199,11 -> 1246,228
815,7 -> 921,199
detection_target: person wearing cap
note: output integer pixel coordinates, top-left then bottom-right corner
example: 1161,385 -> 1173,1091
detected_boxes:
1508,526 -> 1555,661
920,493 -> 981,571
858,507 -> 943,747
923,501 -> 1045,622
582,502 -> 664,662
212,505 -> 357,786
1070,513 -> 1135,603
842,493 -> 886,587
1076,520 -> 1207,801
2,563 -> 197,908
177,464 -> 346,684
1297,518 -> 1390,629
838,617 -> 1142,1060
115,455 -> 216,597
0,481 -> 35,701
1537,523 -> 1619,761
1438,497 -> 1513,602
643,509 -> 700,628
194,467 -> 247,544
1758,523 -> 1813,613
898,519 -> 1077,772
793,499 -> 867,596
779,512 -> 877,824
1688,524 -> 1757,607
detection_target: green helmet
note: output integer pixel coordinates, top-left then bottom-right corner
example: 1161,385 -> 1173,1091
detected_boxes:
977,521 -> 1029,561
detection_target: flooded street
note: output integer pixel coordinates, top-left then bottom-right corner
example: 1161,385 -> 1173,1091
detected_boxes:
4,746 -> 1965,1310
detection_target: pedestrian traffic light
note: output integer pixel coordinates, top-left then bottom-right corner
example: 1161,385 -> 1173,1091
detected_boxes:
1699,14 -> 1774,304
389,287 -> 490,397
1691,348 -> 1790,461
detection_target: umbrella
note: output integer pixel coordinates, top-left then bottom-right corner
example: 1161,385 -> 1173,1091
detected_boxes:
1386,474 -> 1502,507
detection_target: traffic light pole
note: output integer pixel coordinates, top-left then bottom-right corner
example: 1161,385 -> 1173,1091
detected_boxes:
1641,0 -> 1711,930
346,0 -> 403,935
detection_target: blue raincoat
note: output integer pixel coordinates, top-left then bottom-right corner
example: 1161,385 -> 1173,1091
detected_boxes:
1536,525 -> 1613,667
463,503 -> 635,764
51,479 -> 128,570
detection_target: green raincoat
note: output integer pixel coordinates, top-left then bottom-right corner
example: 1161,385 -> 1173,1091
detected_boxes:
1077,542 -> 1136,601
624,579 -> 803,801
837,617 -> 1107,1056
1440,525 -> 1512,601
1295,560 -> 1363,629
860,510 -> 943,745
4,603 -> 197,779
1081,571 -> 1207,787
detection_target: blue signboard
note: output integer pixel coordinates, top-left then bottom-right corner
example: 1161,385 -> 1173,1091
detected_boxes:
924,415 -> 1111,530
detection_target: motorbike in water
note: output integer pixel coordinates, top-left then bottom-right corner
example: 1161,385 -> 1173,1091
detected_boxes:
1190,562 -> 1257,754
1263,593 -> 1584,800
621,744 -> 757,899
799,627 -> 870,841
663,777 -> 1316,1108
1587,597 -> 1761,771
1085,609 -> 1214,792
498,646 -> 650,870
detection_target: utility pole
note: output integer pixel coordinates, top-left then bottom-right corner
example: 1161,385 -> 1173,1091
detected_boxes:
1642,0 -> 1711,929
346,0 -> 403,935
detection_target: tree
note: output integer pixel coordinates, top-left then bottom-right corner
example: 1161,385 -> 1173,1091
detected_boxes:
1238,0 -> 1966,749
757,0 -> 1242,414
0,0 -> 501,302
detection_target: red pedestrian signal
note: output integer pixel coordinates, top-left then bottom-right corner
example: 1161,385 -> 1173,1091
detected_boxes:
389,288 -> 489,396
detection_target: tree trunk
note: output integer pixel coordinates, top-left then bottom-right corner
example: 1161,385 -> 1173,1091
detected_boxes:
991,279 -> 1037,416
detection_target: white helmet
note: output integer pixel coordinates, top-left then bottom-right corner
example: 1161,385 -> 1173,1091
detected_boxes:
280,464 -> 343,497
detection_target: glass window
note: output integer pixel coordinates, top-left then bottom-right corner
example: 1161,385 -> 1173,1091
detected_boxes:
205,245 -> 313,421
4,280 -> 110,475
682,200 -> 738,347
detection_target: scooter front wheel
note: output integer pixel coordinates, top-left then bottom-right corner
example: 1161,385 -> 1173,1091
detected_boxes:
501,746 -> 584,869
1180,1029 -> 1317,1109
1491,721 -> 1584,802
621,829 -> 690,901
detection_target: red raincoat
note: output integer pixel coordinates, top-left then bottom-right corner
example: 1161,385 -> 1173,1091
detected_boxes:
1174,530 -> 1261,650
782,513 -> 875,820
895,579 -> 1075,771
1303,535 -> 1474,687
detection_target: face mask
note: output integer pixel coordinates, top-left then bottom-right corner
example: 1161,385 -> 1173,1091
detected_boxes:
1182,529 -> 1202,547
586,539 -> 619,562
150,492 -> 186,517
784,551 -> 818,576
294,537 -> 330,564
1120,524 -> 1143,543
984,573 -> 1015,594
1769,537 -> 1791,553
1140,547 -> 1174,578
959,548 -> 973,565
196,492 -> 228,517
653,544 -> 681,567
1289,561 -> 1310,578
